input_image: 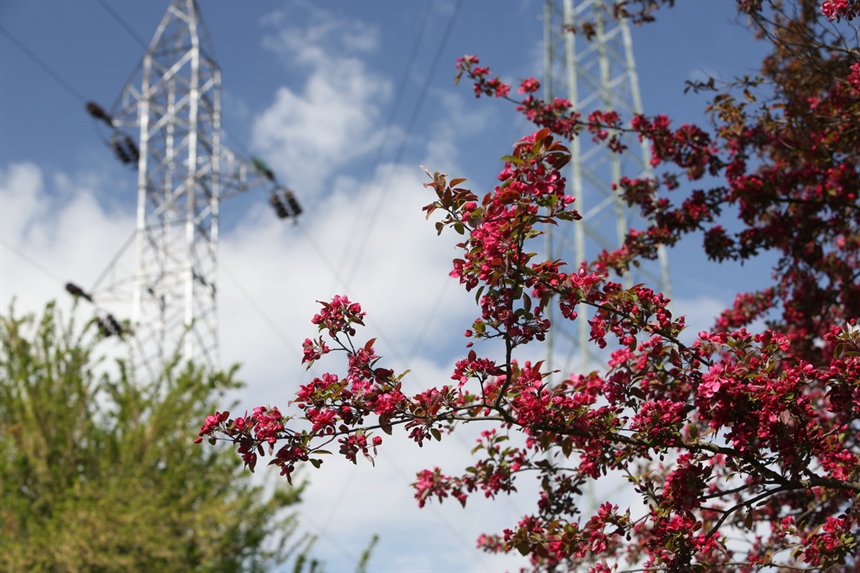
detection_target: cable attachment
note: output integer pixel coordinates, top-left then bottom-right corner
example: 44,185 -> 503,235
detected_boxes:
85,102 -> 114,127
252,157 -> 275,181
110,135 -> 139,167
123,135 -> 140,162
65,282 -> 94,303
97,313 -> 125,338
269,190 -> 290,219
283,189 -> 303,217
269,187 -> 303,220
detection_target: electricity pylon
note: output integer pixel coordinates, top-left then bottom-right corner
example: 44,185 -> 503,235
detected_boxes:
91,0 -> 299,381
543,0 -> 672,377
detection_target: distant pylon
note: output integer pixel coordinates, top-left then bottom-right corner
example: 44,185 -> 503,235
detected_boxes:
99,0 -> 296,381
543,0 -> 672,377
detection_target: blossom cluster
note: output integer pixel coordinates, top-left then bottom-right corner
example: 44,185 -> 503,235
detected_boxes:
201,2 -> 859,569
201,125 -> 859,570
455,6 -> 860,367
821,0 -> 859,20
311,294 -> 365,337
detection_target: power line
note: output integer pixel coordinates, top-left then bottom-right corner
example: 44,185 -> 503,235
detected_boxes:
332,0 -> 435,285
219,262 -> 301,362
312,0 -> 465,376
0,24 -> 88,104
89,230 -> 137,293
343,0 -> 464,286
0,239 -> 67,285
97,0 -> 149,50
328,0 -> 468,376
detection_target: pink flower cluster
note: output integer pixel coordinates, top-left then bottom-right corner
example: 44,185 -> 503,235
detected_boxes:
195,406 -> 285,472
201,134 -> 860,565
821,0 -> 859,20
301,337 -> 330,365
311,294 -> 365,337
201,16 -> 860,566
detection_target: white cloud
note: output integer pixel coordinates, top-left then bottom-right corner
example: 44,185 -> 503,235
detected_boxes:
252,9 -> 392,197
0,162 -> 134,318
0,163 -> 48,242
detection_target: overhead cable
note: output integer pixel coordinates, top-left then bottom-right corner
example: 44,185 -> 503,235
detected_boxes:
97,0 -> 149,49
343,0 -> 464,285
219,263 -> 301,361
331,0 -> 435,286
0,239 -> 67,285
0,25 -> 89,103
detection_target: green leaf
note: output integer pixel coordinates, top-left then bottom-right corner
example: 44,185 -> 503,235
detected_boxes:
395,369 -> 411,381
516,542 -> 530,556
500,154 -> 524,165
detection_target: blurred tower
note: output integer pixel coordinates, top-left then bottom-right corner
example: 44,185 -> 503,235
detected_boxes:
543,0 -> 672,376
103,0 -> 290,381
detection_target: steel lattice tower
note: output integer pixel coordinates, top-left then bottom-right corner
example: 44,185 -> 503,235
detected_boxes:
543,0 -> 672,376
102,0 -> 286,381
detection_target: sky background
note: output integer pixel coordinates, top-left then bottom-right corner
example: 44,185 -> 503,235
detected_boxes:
1,1 -> 774,571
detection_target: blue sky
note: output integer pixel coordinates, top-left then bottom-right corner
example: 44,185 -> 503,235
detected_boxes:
1,1 -> 774,570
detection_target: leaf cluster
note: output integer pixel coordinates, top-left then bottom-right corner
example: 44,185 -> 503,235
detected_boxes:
0,302 -> 313,573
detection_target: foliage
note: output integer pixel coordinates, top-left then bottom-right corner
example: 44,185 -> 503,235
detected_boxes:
0,302 -> 316,573
201,1 -> 859,571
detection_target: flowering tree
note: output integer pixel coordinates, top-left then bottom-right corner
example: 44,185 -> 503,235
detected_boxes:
200,1 -> 859,571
